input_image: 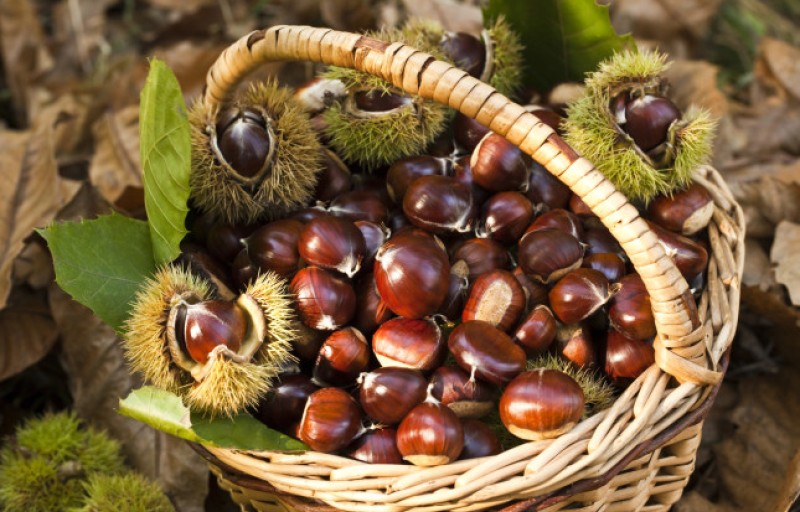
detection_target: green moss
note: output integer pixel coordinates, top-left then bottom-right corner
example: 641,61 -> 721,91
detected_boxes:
0,412 -> 124,512
72,473 -> 174,512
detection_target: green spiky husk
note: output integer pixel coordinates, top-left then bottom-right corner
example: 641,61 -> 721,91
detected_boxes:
562,50 -> 716,203
526,354 -> 616,416
123,266 -> 211,393
321,27 -> 448,170
245,272 -> 298,369
189,80 -> 323,224
72,473 -> 174,512
485,16 -> 524,97
0,413 -> 124,512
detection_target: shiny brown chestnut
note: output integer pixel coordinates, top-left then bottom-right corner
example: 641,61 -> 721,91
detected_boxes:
354,221 -> 389,268
451,238 -> 512,282
298,216 -> 366,278
352,273 -> 394,335
298,387 -> 363,453
354,89 -> 412,112
358,367 -> 428,425
462,269 -> 526,333
429,366 -> 495,419
290,206 -> 329,224
231,249 -> 259,288
215,106 -> 271,179
608,273 -> 656,341
440,31 -> 486,78
470,132 -> 530,192
605,328 -> 655,382
451,155 -> 490,205
518,229 -> 584,284
448,320 -> 526,386
525,105 -> 563,133
397,399 -> 464,466
477,192 -> 534,244
329,189 -> 389,225
549,268 -> 615,324
290,323 -> 327,368
459,419 -> 502,460
207,221 -> 250,263
647,182 -> 713,236
524,209 -> 584,241
314,149 -> 353,202
582,253 -> 626,284
256,373 -> 319,432
374,229 -> 450,319
513,267 -> 549,309
513,305 -> 557,357
568,194 -> 595,218
403,175 -> 475,235
555,324 -> 596,368
179,299 -> 246,364
242,219 -> 304,279
386,155 -> 447,204
647,221 -> 708,282
583,226 -> 624,258
525,162 -> 571,209
372,317 -> 446,371
313,328 -> 370,387
290,267 -> 356,330
499,369 -> 585,440
453,113 -> 490,153
438,260 -> 470,321
345,427 -> 404,464
620,94 -> 682,152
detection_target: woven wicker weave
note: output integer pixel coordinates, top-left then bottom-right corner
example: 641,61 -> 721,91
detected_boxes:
194,25 -> 745,512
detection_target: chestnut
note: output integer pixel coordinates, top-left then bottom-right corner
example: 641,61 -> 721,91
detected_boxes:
513,267 -> 549,309
242,219 -> 304,279
345,427 -> 404,464
459,419 -> 502,460
568,194 -> 595,218
358,367 -> 428,425
524,209 -> 583,241
290,267 -> 356,330
403,175 -> 475,235
397,400 -> 464,466
178,299 -> 246,364
451,155 -> 490,205
313,328 -> 370,387
438,260 -> 470,321
619,93 -> 681,152
298,216 -> 366,278
440,31 -> 485,78
231,249 -> 259,288
314,149 -> 353,202
448,320 -> 526,386
453,113 -> 490,153
386,155 -> 447,204
605,328 -> 655,382
647,220 -> 709,282
555,323 -> 597,368
256,373 -> 319,432
374,229 -> 450,319
513,305 -> 557,357
207,221 -> 250,263
608,273 -> 656,341
499,369 -> 585,440
290,323 -> 327,367
470,132 -> 530,192
372,317 -> 446,371
582,253 -> 626,283
329,189 -> 389,225
352,274 -> 394,335
525,162 -> 571,210
462,269 -> 525,333
451,238 -> 512,282
354,221 -> 389,269
298,387 -> 363,453
525,105 -> 563,133
290,206 -> 329,224
583,226 -> 624,258
518,229 -> 584,284
477,192 -> 534,244
215,106 -> 271,178
549,268 -> 615,324
647,182 -> 714,236
429,366 -> 495,419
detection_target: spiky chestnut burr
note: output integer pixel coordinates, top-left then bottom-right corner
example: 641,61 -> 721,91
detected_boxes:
123,266 -> 297,417
75,473 -> 175,512
320,26 -> 448,170
189,79 -> 323,224
562,50 -> 715,203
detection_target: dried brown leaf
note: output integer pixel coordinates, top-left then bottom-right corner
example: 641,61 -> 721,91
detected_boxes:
12,240 -> 54,290
729,178 -> 800,238
49,285 -> 209,512
152,42 -> 232,102
664,60 -> 730,117
50,0 -> 114,77
402,0 -> 482,33
0,0 -> 53,125
0,287 -> 58,380
757,37 -> 800,104
89,106 -> 144,213
742,238 -> 776,291
771,221 -> 800,306
320,0 -> 376,31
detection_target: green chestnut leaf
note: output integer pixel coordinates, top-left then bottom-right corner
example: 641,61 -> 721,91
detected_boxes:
140,58 -> 191,265
119,386 -> 307,451
39,213 -> 156,333
483,0 -> 635,93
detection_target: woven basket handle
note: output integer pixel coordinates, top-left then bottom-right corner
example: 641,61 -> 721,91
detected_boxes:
202,25 -> 720,386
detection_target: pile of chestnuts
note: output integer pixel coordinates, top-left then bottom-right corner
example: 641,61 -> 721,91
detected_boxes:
184,72 -> 714,465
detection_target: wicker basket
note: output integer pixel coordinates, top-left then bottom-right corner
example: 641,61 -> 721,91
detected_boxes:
193,25 -> 745,512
